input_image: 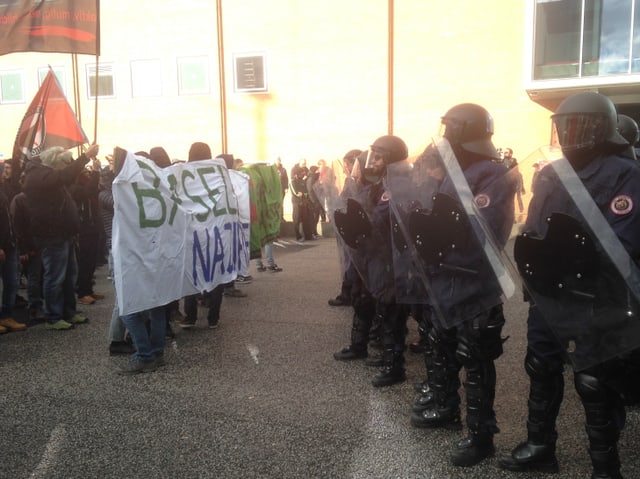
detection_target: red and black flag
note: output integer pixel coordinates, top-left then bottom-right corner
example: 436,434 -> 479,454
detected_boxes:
12,67 -> 89,164
0,0 -> 100,56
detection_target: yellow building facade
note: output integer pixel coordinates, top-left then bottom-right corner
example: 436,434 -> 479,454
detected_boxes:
2,0 -> 638,213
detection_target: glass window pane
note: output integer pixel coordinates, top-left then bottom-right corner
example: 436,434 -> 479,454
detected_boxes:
131,59 -> 162,97
534,0 -> 583,80
633,0 -> 640,72
177,57 -> 209,95
582,0 -> 632,76
0,71 -> 24,103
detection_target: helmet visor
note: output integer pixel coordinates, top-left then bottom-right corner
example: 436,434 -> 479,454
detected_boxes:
552,113 -> 608,151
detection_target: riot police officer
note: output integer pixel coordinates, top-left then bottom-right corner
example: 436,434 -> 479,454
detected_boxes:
333,135 -> 410,387
499,92 -> 640,479
408,103 -> 516,467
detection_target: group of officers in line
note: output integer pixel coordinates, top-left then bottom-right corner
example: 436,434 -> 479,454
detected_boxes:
324,92 -> 640,478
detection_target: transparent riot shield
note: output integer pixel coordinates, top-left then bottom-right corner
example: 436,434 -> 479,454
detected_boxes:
332,151 -> 395,302
389,137 -> 522,330
514,147 -> 640,371
386,145 -> 441,306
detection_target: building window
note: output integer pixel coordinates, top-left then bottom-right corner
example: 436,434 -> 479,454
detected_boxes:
86,63 -> 116,99
177,56 -> 210,95
0,69 -> 24,104
38,66 -> 67,96
131,59 -> 162,97
233,52 -> 268,93
532,0 -> 640,80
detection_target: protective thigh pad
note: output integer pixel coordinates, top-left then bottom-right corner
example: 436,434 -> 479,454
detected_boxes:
458,307 -> 505,362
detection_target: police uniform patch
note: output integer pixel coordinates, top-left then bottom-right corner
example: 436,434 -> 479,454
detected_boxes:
610,195 -> 633,216
474,193 -> 490,208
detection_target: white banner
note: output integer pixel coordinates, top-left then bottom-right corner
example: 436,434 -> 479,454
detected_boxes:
112,152 -> 250,315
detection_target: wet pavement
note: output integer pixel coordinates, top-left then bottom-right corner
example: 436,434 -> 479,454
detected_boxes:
1,235 -> 639,478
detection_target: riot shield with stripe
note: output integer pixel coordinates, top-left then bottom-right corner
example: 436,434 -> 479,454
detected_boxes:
385,145 -> 441,306
332,151 -> 395,302
514,147 -> 640,371
388,137 -> 521,329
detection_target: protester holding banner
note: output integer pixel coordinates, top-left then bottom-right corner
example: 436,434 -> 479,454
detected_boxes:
23,144 -> 98,330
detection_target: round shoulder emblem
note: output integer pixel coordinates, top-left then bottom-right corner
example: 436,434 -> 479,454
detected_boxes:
474,193 -> 490,208
610,195 -> 633,216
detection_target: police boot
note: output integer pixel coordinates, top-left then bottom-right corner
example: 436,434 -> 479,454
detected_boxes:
451,359 -> 499,467
333,294 -> 375,361
371,348 -> 406,387
575,371 -> 625,479
410,329 -> 461,430
450,430 -> 495,468
499,351 -> 563,473
412,340 -> 436,413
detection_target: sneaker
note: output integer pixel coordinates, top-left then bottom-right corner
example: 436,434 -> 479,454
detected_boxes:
179,317 -> 197,329
69,314 -> 89,324
91,292 -> 106,300
117,357 -> 159,375
224,287 -> 247,298
0,318 -> 27,332
235,275 -> 253,284
208,318 -> 219,329
46,320 -> 74,331
77,295 -> 96,305
109,341 -> 136,356
267,265 -> 283,272
257,265 -> 267,272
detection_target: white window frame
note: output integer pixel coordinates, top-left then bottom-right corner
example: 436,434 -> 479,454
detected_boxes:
38,66 -> 67,97
0,69 -> 25,104
86,63 -> 116,99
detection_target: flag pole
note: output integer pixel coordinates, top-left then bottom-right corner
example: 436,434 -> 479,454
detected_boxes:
72,54 -> 83,156
216,0 -> 228,154
93,54 -> 99,144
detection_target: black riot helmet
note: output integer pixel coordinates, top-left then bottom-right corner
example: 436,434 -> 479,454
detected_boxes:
359,135 -> 408,184
617,114 -> 639,161
551,92 -> 628,155
440,103 -> 499,160
617,114 -> 639,146
370,135 -> 409,165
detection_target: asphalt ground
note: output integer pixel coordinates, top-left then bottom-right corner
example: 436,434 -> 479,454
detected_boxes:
1,233 -> 639,479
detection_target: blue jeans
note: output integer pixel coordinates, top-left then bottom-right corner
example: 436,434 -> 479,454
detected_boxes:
120,306 -> 166,361
37,239 -> 78,323
0,248 -> 18,318
26,254 -> 43,310
256,242 -> 276,268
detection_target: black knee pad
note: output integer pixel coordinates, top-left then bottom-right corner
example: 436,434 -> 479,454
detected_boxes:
524,349 -> 564,382
574,371 -> 607,403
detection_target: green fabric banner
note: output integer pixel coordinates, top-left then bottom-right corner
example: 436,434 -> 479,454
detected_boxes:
239,163 -> 282,259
